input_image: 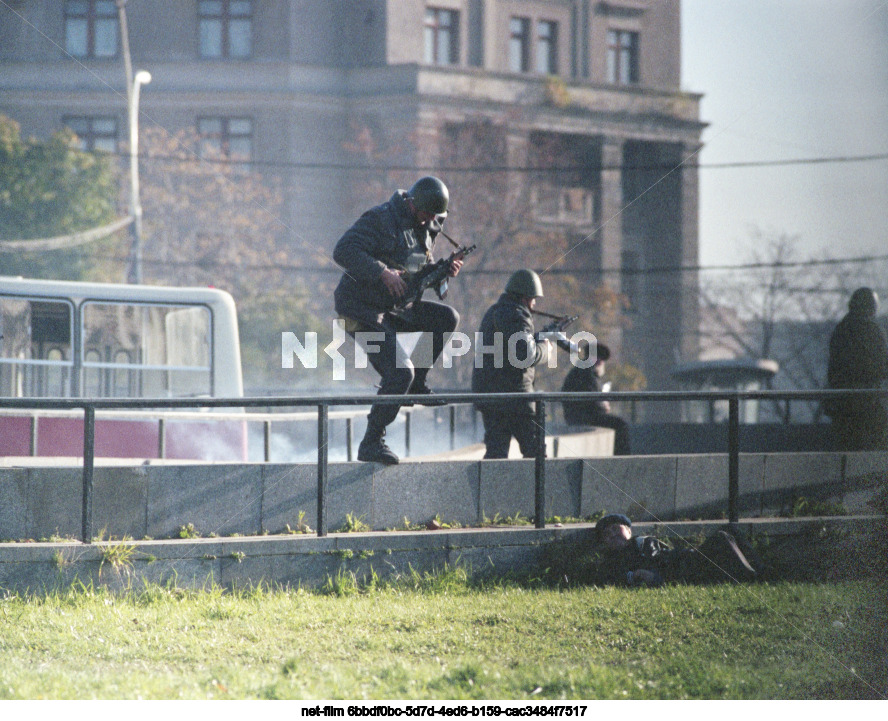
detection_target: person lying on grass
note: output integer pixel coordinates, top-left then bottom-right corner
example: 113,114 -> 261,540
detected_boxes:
591,513 -> 762,587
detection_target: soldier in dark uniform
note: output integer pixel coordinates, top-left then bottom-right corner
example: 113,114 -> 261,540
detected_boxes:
825,287 -> 888,450
333,177 -> 462,464
471,269 -> 552,459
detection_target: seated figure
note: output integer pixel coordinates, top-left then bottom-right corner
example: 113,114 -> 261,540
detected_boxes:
561,344 -> 631,455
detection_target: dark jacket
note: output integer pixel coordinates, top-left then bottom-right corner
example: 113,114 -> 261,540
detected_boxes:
591,530 -> 762,586
333,191 -> 436,325
592,535 -> 677,586
471,293 -> 547,398
561,365 -> 607,424
826,310 -> 888,417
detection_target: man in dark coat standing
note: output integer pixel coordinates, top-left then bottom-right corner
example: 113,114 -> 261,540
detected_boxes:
471,269 -> 552,459
333,177 -> 462,464
825,287 -> 888,450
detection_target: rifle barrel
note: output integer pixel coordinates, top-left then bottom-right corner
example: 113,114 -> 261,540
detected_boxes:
531,309 -> 572,321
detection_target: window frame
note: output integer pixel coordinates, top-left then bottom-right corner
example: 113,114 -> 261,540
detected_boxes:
62,115 -> 119,154
0,297 -> 75,398
607,29 -> 640,85
424,7 -> 460,66
509,16 -> 531,74
197,116 -> 254,170
80,300 -> 214,399
198,0 -> 254,59
536,20 -> 559,75
64,0 -> 118,59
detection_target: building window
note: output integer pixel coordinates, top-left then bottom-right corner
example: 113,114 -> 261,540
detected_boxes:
509,17 -> 531,73
537,20 -> 558,75
607,30 -> 639,85
198,117 -> 253,169
532,184 -> 595,225
63,116 -> 118,153
424,7 -> 459,65
199,0 -> 253,59
64,0 -> 118,58
0,298 -> 74,398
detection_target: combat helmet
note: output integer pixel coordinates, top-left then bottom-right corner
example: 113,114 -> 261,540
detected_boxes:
505,269 -> 544,298
408,176 -> 449,216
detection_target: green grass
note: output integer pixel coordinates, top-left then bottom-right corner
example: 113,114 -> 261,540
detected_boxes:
0,577 -> 884,700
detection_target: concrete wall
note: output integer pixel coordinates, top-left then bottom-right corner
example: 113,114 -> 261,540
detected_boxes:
0,515 -> 883,595
1,451 -> 884,541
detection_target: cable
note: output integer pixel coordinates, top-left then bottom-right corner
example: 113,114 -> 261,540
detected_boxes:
58,249 -> 888,277
31,143 -> 888,173
0,216 -> 133,252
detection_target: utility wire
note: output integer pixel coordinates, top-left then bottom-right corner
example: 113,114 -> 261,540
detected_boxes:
0,216 -> 133,252
47,146 -> 888,173
36,248 -> 888,277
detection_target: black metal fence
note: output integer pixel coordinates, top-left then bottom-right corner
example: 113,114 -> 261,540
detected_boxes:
1,388 -> 885,543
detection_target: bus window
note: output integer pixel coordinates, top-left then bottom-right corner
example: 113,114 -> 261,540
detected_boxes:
0,298 -> 74,397
165,307 -> 211,396
82,302 -> 212,398
82,348 -> 103,397
112,349 -> 134,397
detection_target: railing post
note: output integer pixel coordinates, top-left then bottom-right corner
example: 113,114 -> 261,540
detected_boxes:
535,399 -> 546,529
157,417 -> 166,459
29,415 -> 38,456
263,419 -> 272,462
317,403 -> 328,537
81,405 -> 95,544
449,405 -> 456,450
346,417 -> 353,462
728,396 -> 740,525
404,409 -> 411,457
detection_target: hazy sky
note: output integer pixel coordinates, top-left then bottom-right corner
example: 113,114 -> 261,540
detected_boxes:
681,0 -> 888,267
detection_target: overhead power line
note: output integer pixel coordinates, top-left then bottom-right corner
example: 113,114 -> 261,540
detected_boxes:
18,138 -> 888,173
74,249 -> 888,277
0,216 -> 133,252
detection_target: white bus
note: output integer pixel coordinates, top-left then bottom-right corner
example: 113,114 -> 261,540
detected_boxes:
0,277 -> 246,460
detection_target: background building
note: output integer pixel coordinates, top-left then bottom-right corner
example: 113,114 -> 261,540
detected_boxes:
0,0 -> 704,412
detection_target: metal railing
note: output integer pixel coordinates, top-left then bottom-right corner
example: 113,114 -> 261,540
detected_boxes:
0,405 -> 471,462
1,388 -> 885,543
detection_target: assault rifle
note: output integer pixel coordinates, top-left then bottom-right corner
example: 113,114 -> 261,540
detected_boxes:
394,236 -> 476,310
533,310 -> 590,361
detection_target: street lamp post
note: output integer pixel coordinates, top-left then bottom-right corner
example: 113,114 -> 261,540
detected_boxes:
128,69 -> 151,284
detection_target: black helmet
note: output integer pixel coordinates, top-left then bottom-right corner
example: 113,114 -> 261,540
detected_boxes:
408,176 -> 449,216
505,269 -> 544,298
849,287 -> 879,317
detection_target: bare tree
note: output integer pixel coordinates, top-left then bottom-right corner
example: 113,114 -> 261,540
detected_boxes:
700,228 -> 888,420
337,115 -> 638,390
137,126 -> 326,391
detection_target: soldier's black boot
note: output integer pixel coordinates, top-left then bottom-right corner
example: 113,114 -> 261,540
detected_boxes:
357,425 -> 399,465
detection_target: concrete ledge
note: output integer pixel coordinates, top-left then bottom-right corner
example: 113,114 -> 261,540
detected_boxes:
0,451 -> 885,541
0,515 -> 883,595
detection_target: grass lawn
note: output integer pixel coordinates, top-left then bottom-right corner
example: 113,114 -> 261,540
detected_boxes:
0,572 -> 885,700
